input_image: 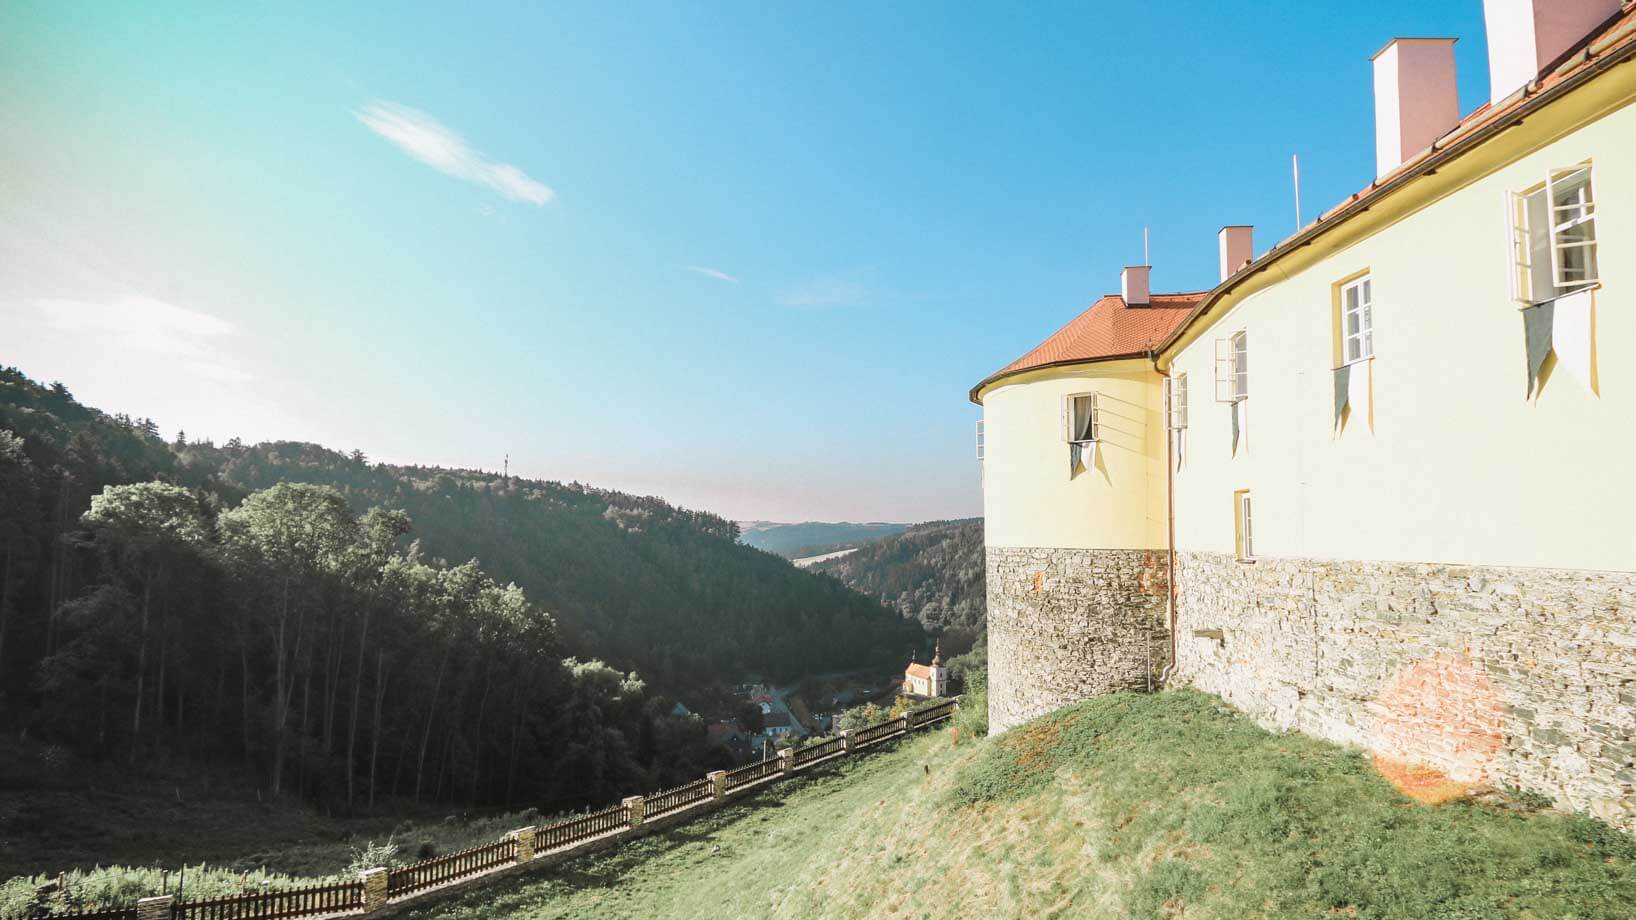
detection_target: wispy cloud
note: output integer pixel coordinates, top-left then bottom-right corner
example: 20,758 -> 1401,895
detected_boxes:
684,266 -> 738,284
777,272 -> 875,307
35,295 -> 251,382
356,101 -> 555,206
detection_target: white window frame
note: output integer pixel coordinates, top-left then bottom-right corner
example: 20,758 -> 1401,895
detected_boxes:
1547,165 -> 1598,290
1340,275 -> 1374,365
975,419 -> 985,461
1166,373 -> 1189,430
1508,162 -> 1599,305
1215,331 -> 1248,402
1062,392 -> 1099,443
1235,491 -> 1254,560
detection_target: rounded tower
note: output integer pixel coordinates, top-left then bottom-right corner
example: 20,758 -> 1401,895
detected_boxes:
970,279 -> 1195,733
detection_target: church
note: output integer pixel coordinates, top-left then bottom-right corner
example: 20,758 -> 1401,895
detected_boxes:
902,644 -> 948,698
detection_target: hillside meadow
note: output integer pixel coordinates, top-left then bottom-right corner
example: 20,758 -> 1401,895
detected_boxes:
386,691 -> 1636,920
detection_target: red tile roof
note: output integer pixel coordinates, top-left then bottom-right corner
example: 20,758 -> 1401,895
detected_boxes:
970,292 -> 1205,402
905,662 -> 932,679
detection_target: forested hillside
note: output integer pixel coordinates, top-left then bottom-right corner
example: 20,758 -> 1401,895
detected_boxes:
813,518 -> 984,639
0,367 -> 923,814
736,521 -> 907,558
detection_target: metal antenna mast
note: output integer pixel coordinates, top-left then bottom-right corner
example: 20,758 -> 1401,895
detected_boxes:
1292,154 -> 1304,229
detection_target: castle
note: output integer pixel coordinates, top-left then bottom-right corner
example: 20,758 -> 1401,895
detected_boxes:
973,0 -> 1636,833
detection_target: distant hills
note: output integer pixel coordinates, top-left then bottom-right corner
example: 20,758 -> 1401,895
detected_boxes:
812,518 -> 985,635
0,367 -> 926,702
737,520 -> 910,558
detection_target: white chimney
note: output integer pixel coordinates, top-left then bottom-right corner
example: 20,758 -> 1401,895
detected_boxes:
1483,0 -> 1620,102
1372,38 -> 1460,178
1218,226 -> 1253,282
1121,266 -> 1150,306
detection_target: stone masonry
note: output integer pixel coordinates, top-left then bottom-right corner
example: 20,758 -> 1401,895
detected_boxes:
986,546 -> 1170,733
1174,551 -> 1636,832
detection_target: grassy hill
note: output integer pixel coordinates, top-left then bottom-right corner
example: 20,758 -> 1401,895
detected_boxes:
392,690 -> 1636,920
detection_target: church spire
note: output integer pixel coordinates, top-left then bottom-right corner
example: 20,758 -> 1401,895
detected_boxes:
931,640 -> 943,667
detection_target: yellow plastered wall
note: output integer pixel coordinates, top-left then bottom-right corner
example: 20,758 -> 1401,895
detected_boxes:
979,359 -> 1167,550
1165,88 -> 1636,572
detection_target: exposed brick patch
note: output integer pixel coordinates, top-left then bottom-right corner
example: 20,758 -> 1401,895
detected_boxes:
1371,653 -> 1505,783
1174,551 -> 1636,833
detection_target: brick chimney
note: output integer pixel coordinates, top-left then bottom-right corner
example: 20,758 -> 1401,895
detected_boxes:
1372,38 -> 1459,178
1483,0 -> 1620,103
1218,226 -> 1253,282
1121,266 -> 1150,306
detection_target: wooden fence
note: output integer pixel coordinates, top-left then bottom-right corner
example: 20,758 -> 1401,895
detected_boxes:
792,735 -> 845,766
644,778 -> 713,819
534,803 -> 627,852
173,881 -> 363,920
53,908 -> 138,920
723,754 -> 782,791
75,697 -> 959,920
386,837 -> 517,900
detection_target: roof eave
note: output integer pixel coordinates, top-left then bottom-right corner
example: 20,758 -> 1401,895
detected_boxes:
1154,23 -> 1636,359
969,350 -> 1155,405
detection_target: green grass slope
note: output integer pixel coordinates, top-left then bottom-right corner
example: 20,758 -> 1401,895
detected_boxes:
401,691 -> 1636,920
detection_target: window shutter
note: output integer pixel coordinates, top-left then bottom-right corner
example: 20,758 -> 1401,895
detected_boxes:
1507,190 -> 1534,304
1060,395 -> 1070,441
1214,338 -> 1236,402
1547,165 -> 1598,289
1166,376 -> 1189,430
1232,332 -> 1249,400
975,420 -> 985,461
1241,494 -> 1254,557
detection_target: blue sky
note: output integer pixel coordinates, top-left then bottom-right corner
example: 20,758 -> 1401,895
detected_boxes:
1,1 -> 1492,522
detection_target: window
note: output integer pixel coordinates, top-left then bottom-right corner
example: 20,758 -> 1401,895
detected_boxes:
1234,490 -> 1254,560
1063,393 -> 1099,443
1341,276 -> 1373,364
1166,373 -> 1189,430
1510,163 -> 1599,305
975,419 -> 985,461
1215,331 -> 1248,402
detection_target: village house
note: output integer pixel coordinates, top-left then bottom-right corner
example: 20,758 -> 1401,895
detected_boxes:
972,0 -> 1636,833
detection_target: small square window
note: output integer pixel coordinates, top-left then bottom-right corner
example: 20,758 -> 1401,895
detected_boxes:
1064,393 -> 1099,443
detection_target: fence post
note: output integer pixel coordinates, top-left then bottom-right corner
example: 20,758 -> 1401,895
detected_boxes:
708,770 -> 727,800
778,747 -> 796,776
136,896 -> 174,920
839,730 -> 852,755
360,868 -> 389,913
510,826 -> 536,864
622,795 -> 645,829
900,711 -> 912,734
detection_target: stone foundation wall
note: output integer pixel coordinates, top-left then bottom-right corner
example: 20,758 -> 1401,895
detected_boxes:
1174,551 -> 1636,832
986,546 -> 1170,734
